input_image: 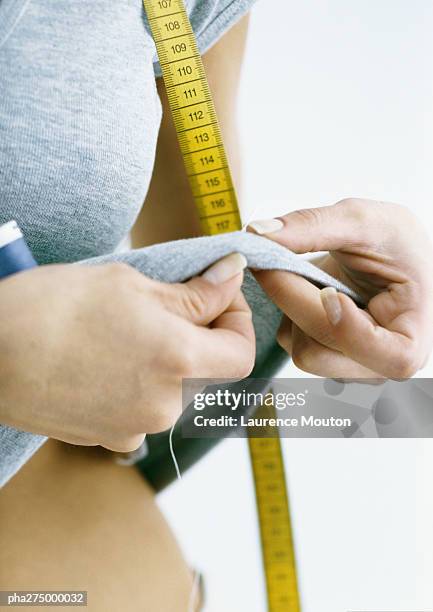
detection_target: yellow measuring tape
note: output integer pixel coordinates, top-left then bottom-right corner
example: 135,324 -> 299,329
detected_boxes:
142,1 -> 301,609
248,400 -> 301,612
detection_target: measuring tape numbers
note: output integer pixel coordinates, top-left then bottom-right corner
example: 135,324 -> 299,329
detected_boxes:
142,1 -> 301,609
143,0 -> 240,235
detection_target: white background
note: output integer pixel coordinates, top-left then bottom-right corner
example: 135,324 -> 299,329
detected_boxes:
159,1 -> 433,610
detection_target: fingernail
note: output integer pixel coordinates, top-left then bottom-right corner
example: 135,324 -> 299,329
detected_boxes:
320,287 -> 342,325
202,253 -> 247,284
248,218 -> 284,235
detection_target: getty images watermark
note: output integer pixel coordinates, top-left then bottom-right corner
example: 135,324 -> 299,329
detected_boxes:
0,592 -> 87,607
180,378 -> 433,438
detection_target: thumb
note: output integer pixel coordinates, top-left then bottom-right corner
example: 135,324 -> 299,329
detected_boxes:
320,287 -> 420,378
161,252 -> 247,326
248,199 -> 370,254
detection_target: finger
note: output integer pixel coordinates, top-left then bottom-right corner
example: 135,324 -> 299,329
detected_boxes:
49,435 -> 98,447
320,288 -> 423,379
254,269 -> 340,351
101,433 -> 147,454
288,325 -> 383,379
190,291 -> 256,379
211,290 -> 255,343
276,317 -> 293,354
157,253 -> 247,325
248,198 -> 378,254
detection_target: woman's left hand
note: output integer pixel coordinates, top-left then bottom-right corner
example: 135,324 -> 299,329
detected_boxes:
249,198 -> 433,379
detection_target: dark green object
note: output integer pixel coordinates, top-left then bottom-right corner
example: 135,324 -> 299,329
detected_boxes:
136,342 -> 288,492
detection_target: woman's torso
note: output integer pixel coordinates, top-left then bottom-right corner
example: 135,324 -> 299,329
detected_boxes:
0,4 -> 189,605
0,0 -> 250,604
0,0 -> 161,264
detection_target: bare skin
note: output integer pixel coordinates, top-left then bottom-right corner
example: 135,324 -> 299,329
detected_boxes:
0,16 -> 250,612
0,440 -> 202,612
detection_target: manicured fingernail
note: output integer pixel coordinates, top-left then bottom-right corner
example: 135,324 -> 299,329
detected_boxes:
248,218 -> 284,235
202,253 -> 247,284
320,287 -> 342,325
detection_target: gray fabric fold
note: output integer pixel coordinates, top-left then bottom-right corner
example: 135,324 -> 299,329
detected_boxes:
0,232 -> 362,487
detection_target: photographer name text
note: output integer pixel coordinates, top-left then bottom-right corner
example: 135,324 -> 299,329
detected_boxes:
193,414 -> 352,428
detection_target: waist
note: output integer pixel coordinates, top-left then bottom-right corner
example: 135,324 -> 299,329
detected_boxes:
0,439 -> 196,611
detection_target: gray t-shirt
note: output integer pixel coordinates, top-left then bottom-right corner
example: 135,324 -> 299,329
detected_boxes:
0,0 -> 254,264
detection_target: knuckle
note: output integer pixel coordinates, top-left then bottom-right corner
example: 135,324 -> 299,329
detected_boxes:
291,337 -> 314,373
180,285 -> 208,321
146,403 -> 181,434
130,391 -> 181,434
102,434 -> 144,453
391,201 -> 413,219
237,354 -> 255,380
335,197 -> 363,209
102,263 -> 142,295
276,322 -> 292,353
291,350 -> 306,372
334,197 -> 400,225
104,261 -> 134,279
277,333 -> 290,353
334,198 -> 368,222
176,351 -> 196,379
161,332 -> 196,379
390,349 -> 420,379
291,207 -> 323,228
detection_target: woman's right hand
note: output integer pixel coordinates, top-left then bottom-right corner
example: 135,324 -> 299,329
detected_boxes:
0,254 -> 254,452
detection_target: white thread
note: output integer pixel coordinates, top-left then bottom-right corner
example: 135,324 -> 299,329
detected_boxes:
241,203 -> 266,232
169,425 -> 203,610
169,422 -> 182,481
187,570 -> 201,612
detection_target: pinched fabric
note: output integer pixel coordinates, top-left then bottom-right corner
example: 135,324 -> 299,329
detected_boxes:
0,232 -> 363,487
